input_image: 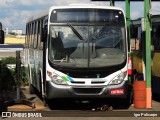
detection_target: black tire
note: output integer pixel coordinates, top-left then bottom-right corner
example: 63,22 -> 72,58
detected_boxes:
124,88 -> 134,106
29,84 -> 35,94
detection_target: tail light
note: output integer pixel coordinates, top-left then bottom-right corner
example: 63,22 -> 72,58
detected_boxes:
128,54 -> 132,75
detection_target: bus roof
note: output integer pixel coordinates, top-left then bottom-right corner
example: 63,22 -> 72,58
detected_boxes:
49,5 -> 124,14
132,14 -> 160,26
27,5 -> 124,23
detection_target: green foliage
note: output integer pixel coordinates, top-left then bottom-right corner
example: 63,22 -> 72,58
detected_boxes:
0,57 -> 28,90
0,61 -> 15,90
19,66 -> 29,86
1,56 -> 16,64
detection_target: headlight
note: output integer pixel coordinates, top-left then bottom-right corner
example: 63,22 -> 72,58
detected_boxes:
109,71 -> 127,85
47,71 -> 68,85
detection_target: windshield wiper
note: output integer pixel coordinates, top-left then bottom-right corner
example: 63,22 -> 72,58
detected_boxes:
92,23 -> 108,40
67,23 -> 84,40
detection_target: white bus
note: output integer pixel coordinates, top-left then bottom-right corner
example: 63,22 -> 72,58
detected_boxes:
25,4 -> 132,105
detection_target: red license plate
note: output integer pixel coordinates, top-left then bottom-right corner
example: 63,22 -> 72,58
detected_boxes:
110,89 -> 124,95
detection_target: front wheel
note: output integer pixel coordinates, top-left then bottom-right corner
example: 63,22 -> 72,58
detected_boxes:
123,88 -> 133,107
126,90 -> 134,105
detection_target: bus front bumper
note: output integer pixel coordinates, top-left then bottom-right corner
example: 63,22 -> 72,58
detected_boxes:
45,81 -> 128,99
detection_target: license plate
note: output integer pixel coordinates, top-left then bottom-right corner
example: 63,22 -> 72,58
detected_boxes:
110,89 -> 124,95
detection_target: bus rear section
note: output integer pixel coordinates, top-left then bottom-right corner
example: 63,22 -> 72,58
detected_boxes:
45,6 -> 131,101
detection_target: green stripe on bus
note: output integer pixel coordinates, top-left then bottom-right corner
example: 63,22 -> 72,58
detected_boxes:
61,76 -> 69,81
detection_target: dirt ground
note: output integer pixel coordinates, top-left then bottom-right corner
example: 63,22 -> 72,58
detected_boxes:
0,87 -> 46,112
0,86 -> 160,112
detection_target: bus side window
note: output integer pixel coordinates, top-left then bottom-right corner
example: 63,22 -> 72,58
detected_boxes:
130,25 -> 137,39
25,25 -> 29,48
141,31 -> 145,51
29,23 -> 32,48
137,27 -> 142,39
130,26 -> 141,51
154,25 -> 160,51
152,26 -> 160,51
41,25 -> 47,43
152,26 -> 156,51
33,21 -> 38,49
37,20 -> 41,49
31,23 -> 34,48
41,18 -> 48,43
39,20 -> 43,50
136,26 -> 141,50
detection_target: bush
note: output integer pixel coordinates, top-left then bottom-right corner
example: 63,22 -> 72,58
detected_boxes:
19,66 -> 29,86
0,61 -> 15,90
0,57 -> 28,90
1,56 -> 16,64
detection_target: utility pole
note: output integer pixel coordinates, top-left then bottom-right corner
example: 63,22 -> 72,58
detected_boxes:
126,0 -> 132,84
144,0 -> 152,108
126,0 -> 130,51
110,0 -> 115,6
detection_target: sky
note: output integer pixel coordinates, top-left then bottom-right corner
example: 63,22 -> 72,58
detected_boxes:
0,0 -> 160,33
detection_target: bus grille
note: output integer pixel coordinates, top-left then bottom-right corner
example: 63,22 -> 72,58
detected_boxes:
73,88 -> 102,94
71,81 -> 105,85
91,81 -> 105,84
71,81 -> 85,84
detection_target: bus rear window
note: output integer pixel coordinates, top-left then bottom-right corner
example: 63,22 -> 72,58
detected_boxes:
50,8 -> 125,24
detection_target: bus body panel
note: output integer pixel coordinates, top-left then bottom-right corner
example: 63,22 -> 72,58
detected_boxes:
25,5 -> 130,100
45,80 -> 128,99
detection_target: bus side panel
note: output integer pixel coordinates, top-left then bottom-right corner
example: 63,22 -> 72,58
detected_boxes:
152,52 -> 160,94
152,76 -> 160,94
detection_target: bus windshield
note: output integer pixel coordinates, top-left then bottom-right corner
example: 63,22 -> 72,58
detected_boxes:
48,9 -> 126,68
